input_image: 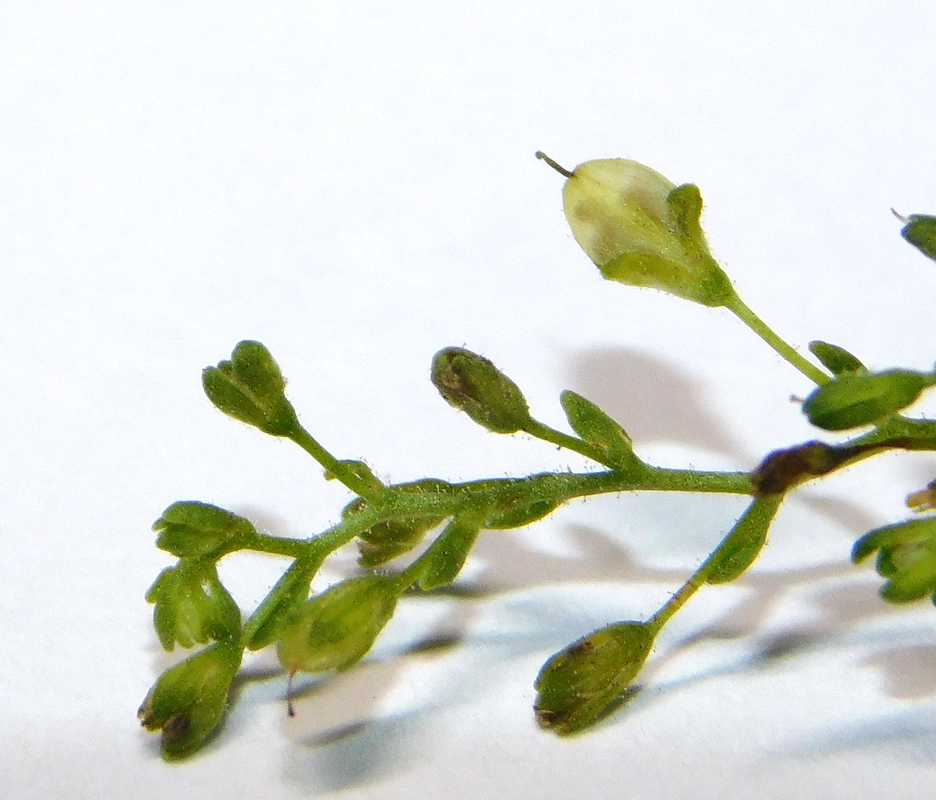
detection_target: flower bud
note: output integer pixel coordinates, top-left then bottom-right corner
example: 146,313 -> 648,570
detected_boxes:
417,514 -> 483,590
276,575 -> 399,674
139,641 -> 242,759
538,152 -> 735,307
243,557 -> 317,651
534,621 -> 655,736
351,479 -> 455,568
146,560 -> 241,651
706,495 -> 783,584
802,369 -> 933,431
153,501 -> 257,559
853,516 -> 936,602
560,390 -> 643,473
807,340 -> 866,376
484,496 -> 559,530
431,347 -> 533,434
202,340 -> 299,436
896,211 -> 936,262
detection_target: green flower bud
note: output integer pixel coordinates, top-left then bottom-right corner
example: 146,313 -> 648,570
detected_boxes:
807,340 -> 866,376
202,340 -> 299,436
534,621 -> 655,736
243,556 -> 317,651
560,390 -> 643,472
853,516 -> 936,602
358,516 -> 445,568
139,641 -> 243,759
276,575 -> 399,674
706,495 -> 783,584
802,369 -> 933,431
146,560 -> 241,651
417,514 -> 483,590
153,501 -> 258,559
431,347 -> 533,434
484,497 -> 559,530
350,479 -> 454,568
537,152 -> 735,307
895,210 -> 936,262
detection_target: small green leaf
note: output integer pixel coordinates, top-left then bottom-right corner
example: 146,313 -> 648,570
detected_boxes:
808,340 -> 866,376
534,621 -> 655,736
706,495 -> 784,584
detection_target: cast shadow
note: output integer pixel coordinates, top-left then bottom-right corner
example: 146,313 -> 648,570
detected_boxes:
567,346 -> 754,465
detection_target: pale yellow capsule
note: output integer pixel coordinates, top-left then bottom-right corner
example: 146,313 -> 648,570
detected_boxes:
537,152 -> 735,307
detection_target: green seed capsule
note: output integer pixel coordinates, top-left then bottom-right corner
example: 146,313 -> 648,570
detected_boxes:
803,369 -> 931,431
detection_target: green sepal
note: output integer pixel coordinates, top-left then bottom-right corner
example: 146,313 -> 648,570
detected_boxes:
202,341 -> 299,437
559,390 -> 643,472
534,621 -> 655,736
899,213 -> 936,262
146,560 -> 242,651
803,369 -> 932,431
417,514 -> 484,590
808,340 -> 866,376
431,347 -> 533,434
243,556 -> 318,651
706,495 -> 784,584
153,501 -> 258,559
138,640 -> 243,759
852,516 -> 936,602
275,575 -> 400,674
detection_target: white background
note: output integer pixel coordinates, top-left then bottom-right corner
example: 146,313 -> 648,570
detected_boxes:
3,2 -> 936,797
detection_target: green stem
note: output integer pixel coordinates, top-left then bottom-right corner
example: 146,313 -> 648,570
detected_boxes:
523,419 -> 608,463
288,425 -> 384,501
248,533 -> 310,559
725,294 -> 830,385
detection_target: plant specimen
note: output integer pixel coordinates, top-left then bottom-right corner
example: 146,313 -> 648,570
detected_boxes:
138,153 -> 936,759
